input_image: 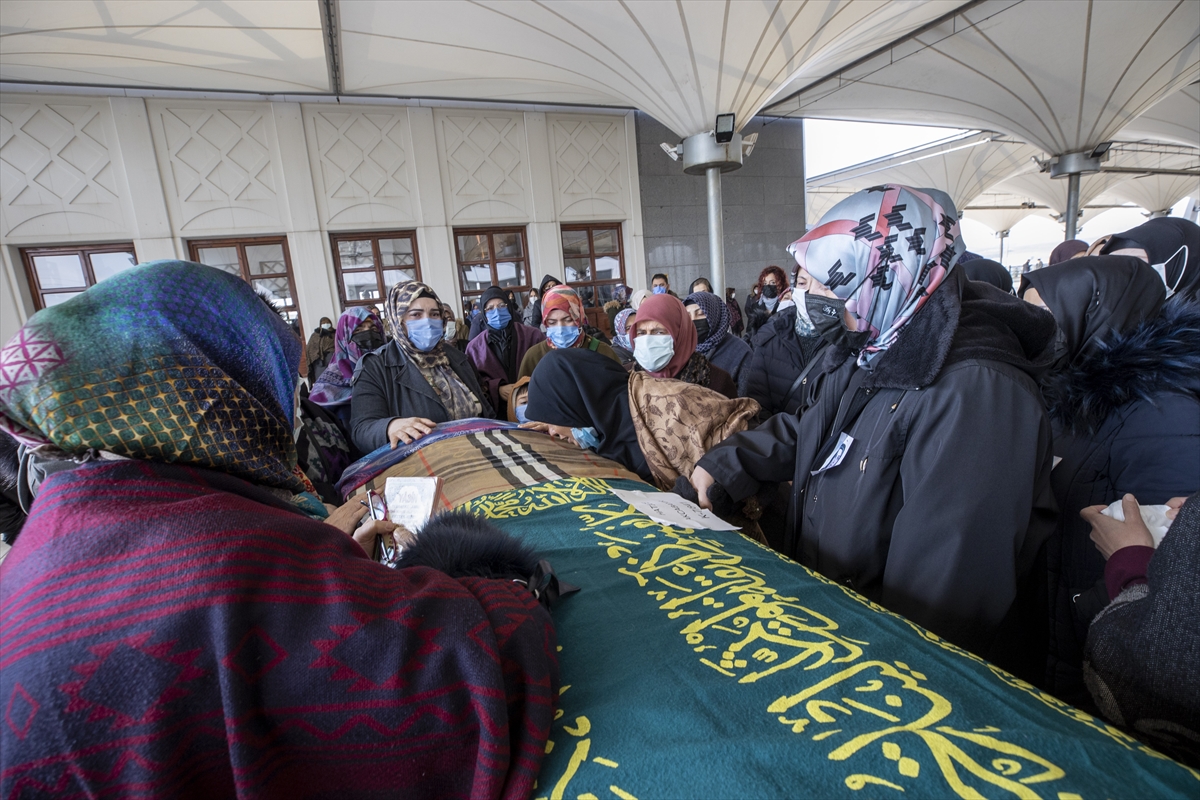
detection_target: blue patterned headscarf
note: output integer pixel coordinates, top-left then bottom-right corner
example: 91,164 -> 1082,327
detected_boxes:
683,291 -> 729,355
0,260 -> 308,492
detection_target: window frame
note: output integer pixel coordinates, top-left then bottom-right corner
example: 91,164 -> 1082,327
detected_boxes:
559,222 -> 627,320
453,225 -> 532,310
21,242 -> 139,310
329,230 -> 423,310
187,235 -> 301,329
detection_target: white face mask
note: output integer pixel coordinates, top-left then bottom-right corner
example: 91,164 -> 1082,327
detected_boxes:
1151,244 -> 1188,299
633,334 -> 675,373
794,282 -> 817,337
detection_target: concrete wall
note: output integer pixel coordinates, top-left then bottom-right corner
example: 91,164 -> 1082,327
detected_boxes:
634,112 -> 806,297
0,92 -> 646,344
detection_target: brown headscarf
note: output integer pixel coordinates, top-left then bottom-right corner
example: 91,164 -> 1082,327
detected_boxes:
629,293 -> 697,379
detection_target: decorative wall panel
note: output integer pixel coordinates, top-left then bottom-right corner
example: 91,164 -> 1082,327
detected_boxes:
303,105 -> 416,227
147,101 -> 286,232
548,115 -> 629,220
435,111 -> 529,222
0,97 -> 129,238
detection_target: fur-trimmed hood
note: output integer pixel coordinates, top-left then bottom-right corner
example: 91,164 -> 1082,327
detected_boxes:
1043,301 -> 1200,435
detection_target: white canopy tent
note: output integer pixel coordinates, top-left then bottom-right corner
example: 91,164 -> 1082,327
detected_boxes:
765,0 -> 1199,238
1118,83 -> 1200,148
805,130 -> 1039,210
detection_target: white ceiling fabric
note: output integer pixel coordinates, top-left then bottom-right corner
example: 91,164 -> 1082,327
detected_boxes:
1108,173 -> 1200,215
1118,83 -> 1200,148
0,1 -> 959,138
766,0 -> 1200,155
336,0 -> 960,137
0,1 -> 330,93
805,130 -> 1039,209
960,194 -> 1049,234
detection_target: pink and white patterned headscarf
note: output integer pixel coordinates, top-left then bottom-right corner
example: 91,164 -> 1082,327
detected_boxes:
787,184 -> 964,365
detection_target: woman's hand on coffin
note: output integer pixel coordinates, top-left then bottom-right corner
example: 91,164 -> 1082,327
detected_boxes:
518,421 -> 551,433
387,416 -> 435,447
1082,494 -> 1154,559
691,465 -> 715,510
325,497 -> 370,535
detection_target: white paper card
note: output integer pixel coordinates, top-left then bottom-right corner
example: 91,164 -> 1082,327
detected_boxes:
384,477 -> 440,533
811,432 -> 855,476
610,487 -> 742,532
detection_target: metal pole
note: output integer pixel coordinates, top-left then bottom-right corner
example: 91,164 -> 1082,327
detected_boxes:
1148,209 -> 1169,218
998,230 -> 1007,264
706,165 -> 726,298
1063,172 -> 1080,240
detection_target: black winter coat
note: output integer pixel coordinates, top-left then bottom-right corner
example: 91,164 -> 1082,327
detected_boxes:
741,306 -> 826,419
1043,301 -> 1200,709
699,272 -> 1059,678
349,341 -> 493,453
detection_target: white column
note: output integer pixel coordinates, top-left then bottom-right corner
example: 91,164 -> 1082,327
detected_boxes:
524,111 -> 563,287
408,107 -> 460,309
107,97 -> 179,262
623,111 -> 647,291
272,102 -> 339,330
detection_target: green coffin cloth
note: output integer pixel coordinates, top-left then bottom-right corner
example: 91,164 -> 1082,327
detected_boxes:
461,478 -> 1198,800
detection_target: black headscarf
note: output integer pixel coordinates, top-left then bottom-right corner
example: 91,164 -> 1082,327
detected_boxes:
1020,255 -> 1165,362
1101,218 -> 1200,304
481,285 -> 516,380
525,348 -> 650,481
962,259 -> 1013,293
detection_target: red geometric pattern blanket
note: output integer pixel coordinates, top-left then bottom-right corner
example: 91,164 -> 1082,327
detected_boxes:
0,460 -> 558,799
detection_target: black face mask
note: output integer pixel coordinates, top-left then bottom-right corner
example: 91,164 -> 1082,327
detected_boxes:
351,330 -> 384,352
693,318 -> 710,342
762,284 -> 780,299
805,292 -> 869,351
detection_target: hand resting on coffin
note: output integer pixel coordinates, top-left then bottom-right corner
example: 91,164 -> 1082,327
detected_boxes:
519,421 -> 580,447
387,416 -> 435,447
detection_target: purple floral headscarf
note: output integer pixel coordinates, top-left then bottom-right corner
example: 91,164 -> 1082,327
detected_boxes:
309,307 -> 379,408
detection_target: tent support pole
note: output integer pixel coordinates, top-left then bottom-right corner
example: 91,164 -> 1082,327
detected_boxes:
998,229 -> 1008,264
1064,172 -> 1081,240
706,166 -> 726,298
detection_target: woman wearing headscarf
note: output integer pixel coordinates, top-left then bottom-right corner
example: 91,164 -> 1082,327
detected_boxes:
629,288 -> 651,311
309,307 -> 384,428
744,265 -> 790,341
725,287 -> 744,337
611,307 -> 636,365
604,283 -> 630,333
517,285 -> 620,378
740,266 -> 828,421
684,290 -> 751,387
466,285 -> 545,415
524,348 -> 652,482
522,286 -> 541,327
523,349 -> 759,490
630,293 -> 737,398
692,185 -> 1059,681
962,258 -> 1014,293
1020,257 -> 1200,710
1049,239 -> 1089,265
1100,217 -> 1200,305
351,280 -> 492,453
305,316 -> 336,383
0,261 -> 558,798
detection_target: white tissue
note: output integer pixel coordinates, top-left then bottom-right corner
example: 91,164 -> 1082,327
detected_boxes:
1100,500 -> 1173,547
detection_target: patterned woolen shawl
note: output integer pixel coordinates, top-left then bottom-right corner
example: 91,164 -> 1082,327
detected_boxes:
384,280 -> 482,419
0,458 -> 558,798
309,306 -> 379,408
787,184 -> 963,366
0,260 -> 307,492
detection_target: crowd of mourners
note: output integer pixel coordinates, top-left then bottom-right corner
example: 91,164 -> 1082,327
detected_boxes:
0,183 -> 1197,795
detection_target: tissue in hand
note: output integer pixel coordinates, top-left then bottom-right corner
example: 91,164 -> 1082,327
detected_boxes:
1100,501 -> 1173,547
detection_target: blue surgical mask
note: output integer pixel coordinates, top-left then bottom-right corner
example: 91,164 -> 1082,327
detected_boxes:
406,317 -> 444,352
652,286 -> 667,295
571,426 -> 600,450
546,324 -> 581,349
515,404 -> 530,424
486,307 -> 511,329
634,334 -> 675,373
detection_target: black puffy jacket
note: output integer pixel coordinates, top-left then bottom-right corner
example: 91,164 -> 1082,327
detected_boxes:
741,306 -> 825,419
699,272 -> 1059,680
1044,301 -> 1200,709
